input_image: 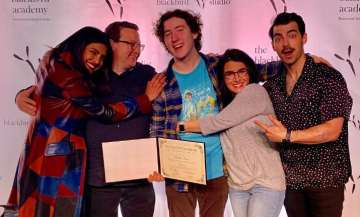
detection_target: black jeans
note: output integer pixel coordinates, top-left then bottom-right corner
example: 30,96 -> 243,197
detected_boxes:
284,185 -> 345,217
83,183 -> 155,217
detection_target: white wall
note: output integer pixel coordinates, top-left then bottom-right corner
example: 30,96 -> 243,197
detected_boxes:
1,1 -> 359,216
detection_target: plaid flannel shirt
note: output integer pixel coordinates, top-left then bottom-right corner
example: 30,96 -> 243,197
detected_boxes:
150,53 -> 223,139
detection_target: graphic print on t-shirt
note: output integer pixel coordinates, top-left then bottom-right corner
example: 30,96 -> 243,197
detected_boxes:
182,88 -> 217,121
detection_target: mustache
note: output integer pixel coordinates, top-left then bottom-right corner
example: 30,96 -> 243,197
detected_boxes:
281,47 -> 295,53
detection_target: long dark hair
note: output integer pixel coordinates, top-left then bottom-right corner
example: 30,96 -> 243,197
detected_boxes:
217,49 -> 259,106
50,26 -> 112,94
51,26 -> 112,75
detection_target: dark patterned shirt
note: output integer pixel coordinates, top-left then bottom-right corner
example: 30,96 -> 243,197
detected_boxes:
264,55 -> 353,190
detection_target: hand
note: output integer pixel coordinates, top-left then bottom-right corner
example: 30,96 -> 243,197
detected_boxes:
145,73 -> 166,101
147,171 -> 165,182
16,86 -> 37,116
254,114 -> 287,143
206,52 -> 220,57
311,55 -> 332,68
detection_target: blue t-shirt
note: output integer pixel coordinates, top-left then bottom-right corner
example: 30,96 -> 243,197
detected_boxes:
174,58 -> 224,180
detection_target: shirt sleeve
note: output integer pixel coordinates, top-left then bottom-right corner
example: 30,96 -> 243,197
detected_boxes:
150,92 -> 166,138
199,84 -> 273,135
320,68 -> 353,122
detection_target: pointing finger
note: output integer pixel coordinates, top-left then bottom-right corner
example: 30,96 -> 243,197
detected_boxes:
254,120 -> 270,132
268,114 -> 283,127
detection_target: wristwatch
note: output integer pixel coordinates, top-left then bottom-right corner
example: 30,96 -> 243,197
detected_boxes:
178,122 -> 185,132
282,129 -> 291,144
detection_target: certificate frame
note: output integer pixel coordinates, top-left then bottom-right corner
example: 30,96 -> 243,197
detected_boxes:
157,138 -> 206,185
102,137 -> 207,185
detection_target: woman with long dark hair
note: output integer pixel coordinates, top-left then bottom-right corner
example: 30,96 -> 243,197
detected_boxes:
2,26 -> 163,217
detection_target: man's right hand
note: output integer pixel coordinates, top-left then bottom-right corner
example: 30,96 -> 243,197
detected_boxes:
147,171 -> 165,182
16,86 -> 37,116
145,73 -> 166,101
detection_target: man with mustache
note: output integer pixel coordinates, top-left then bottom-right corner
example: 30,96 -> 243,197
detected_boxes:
256,12 -> 352,217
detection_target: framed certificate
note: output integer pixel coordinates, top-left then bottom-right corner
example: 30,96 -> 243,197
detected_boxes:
102,138 -> 206,185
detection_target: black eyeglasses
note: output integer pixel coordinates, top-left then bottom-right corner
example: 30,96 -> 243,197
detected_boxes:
224,68 -> 249,80
118,40 -> 145,51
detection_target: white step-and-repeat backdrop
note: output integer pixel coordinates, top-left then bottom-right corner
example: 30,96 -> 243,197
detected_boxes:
1,1 -> 359,216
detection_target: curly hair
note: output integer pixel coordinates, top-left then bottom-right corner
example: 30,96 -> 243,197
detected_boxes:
154,9 -> 203,51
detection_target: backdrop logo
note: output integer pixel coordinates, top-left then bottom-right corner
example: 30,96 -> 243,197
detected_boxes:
13,46 -> 40,74
156,0 -> 231,8
334,45 -> 358,76
195,0 -> 205,8
105,0 -> 126,19
269,0 -> 287,13
3,119 -> 30,128
11,0 -> 52,21
253,45 -> 280,65
346,174 -> 360,194
156,0 -> 189,6
338,0 -> 360,21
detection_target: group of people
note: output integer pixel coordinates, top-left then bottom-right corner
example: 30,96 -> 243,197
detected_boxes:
1,8 -> 352,217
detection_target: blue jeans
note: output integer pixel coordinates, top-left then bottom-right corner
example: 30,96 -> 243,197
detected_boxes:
229,185 -> 285,217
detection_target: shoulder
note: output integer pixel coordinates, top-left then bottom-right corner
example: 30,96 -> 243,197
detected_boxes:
234,84 -> 270,102
245,83 -> 267,93
200,53 -> 220,68
136,62 -> 155,72
50,56 -> 82,82
134,62 -> 156,77
311,63 -> 347,86
263,73 -> 281,90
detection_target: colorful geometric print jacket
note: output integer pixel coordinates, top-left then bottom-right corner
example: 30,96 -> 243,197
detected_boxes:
5,51 -> 151,217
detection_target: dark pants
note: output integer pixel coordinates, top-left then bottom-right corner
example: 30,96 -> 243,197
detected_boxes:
284,185 -> 345,217
83,183 -> 155,217
165,176 -> 228,217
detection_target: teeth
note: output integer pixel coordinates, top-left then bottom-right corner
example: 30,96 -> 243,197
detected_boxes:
173,44 -> 182,49
87,63 -> 96,70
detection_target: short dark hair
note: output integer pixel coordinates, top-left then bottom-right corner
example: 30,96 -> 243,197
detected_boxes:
154,9 -> 203,51
217,49 -> 259,106
268,12 -> 306,40
105,21 -> 139,42
52,26 -> 112,75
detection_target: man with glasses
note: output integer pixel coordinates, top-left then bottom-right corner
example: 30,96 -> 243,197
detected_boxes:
82,21 -> 159,217
14,21 -> 164,217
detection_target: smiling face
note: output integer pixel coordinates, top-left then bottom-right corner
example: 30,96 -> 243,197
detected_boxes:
163,17 -> 198,61
111,27 -> 141,70
82,42 -> 108,74
223,60 -> 250,94
272,21 -> 307,66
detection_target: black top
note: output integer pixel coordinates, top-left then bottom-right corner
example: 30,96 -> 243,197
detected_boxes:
264,55 -> 353,190
86,63 -> 155,187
